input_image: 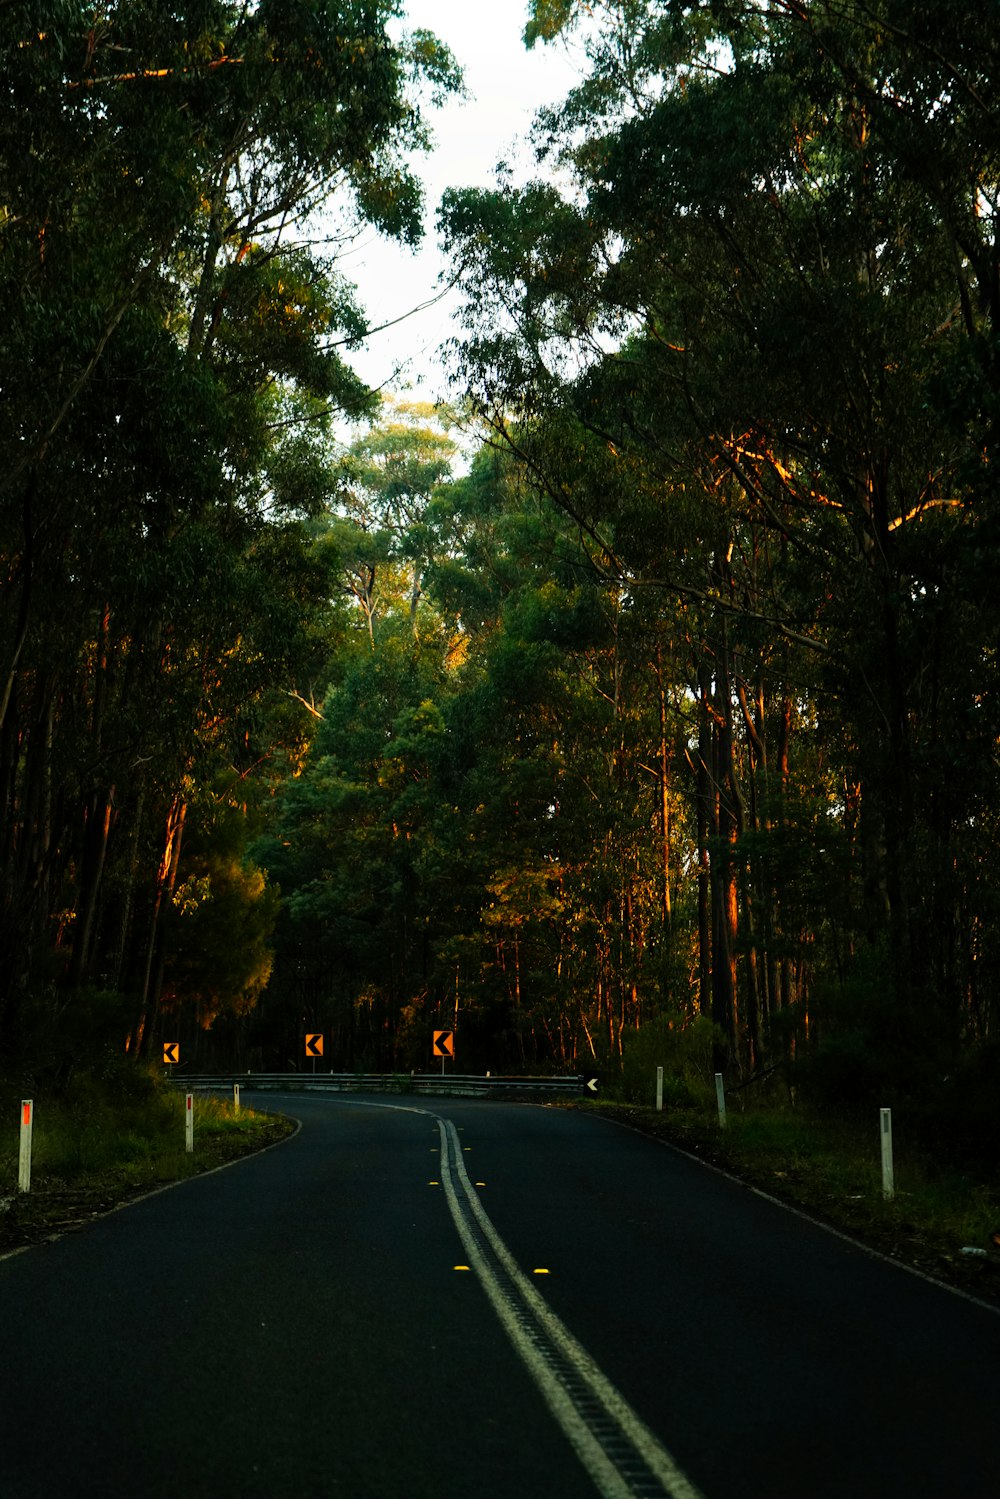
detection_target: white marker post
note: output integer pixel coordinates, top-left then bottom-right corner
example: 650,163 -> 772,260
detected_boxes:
880,1106 -> 894,1200
18,1099 -> 33,1193
233,1083 -> 240,1115
715,1072 -> 727,1129
656,1066 -> 664,1112
185,1093 -> 194,1154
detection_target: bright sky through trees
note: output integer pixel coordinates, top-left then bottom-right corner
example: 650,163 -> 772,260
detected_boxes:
340,0 -> 583,399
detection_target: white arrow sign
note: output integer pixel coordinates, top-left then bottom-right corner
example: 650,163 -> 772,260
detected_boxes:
585,1076 -> 599,1094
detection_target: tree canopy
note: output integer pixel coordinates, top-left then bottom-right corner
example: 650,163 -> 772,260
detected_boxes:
0,0 -> 459,1068
4,2 -> 1000,1143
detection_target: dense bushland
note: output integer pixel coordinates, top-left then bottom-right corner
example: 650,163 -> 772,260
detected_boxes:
2,4 -> 999,1164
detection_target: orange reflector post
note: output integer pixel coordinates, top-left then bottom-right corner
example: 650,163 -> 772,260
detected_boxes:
18,1098 -> 33,1193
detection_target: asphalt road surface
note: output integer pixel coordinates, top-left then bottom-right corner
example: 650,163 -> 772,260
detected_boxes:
2,1095 -> 997,1498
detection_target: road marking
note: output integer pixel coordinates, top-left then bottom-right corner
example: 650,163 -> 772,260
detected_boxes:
595,1110 -> 1000,1320
436,1117 -> 705,1499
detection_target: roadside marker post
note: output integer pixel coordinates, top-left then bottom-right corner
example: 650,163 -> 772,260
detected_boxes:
305,1034 -> 324,1075
185,1093 -> 194,1154
880,1107 -> 894,1200
656,1066 -> 664,1112
433,1029 -> 455,1076
233,1083 -> 240,1115
715,1072 -> 727,1129
18,1099 -> 33,1193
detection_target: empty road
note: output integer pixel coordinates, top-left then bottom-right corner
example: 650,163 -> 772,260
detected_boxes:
2,1095 -> 997,1497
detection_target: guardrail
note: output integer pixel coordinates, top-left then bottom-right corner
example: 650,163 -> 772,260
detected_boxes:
168,1072 -> 594,1099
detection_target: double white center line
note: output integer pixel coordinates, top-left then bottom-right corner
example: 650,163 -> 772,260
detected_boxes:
436,1116 -> 706,1499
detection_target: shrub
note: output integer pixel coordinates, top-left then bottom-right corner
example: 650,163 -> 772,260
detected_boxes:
616,1011 -> 718,1108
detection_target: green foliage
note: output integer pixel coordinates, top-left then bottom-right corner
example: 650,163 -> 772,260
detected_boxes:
433,0 -> 1000,1096
163,802 -> 280,1027
0,1065 -> 177,1182
13,988 -> 138,1088
524,0 -> 576,48
617,1013 -> 718,1108
12,0 -> 999,1106
0,0 -> 459,1065
0,1067 -> 284,1205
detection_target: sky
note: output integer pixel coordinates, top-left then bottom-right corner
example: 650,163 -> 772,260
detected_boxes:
335,0 -> 584,404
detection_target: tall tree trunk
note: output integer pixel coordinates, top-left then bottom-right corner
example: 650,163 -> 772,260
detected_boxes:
68,787 -> 115,987
69,603 -> 114,987
0,472 -> 35,743
710,711 -> 739,1076
134,797 -> 187,1056
695,660 -> 713,1020
654,645 -> 672,929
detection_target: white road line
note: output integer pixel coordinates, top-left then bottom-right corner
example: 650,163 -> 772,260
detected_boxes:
594,1109 -> 1000,1319
437,1118 -> 705,1499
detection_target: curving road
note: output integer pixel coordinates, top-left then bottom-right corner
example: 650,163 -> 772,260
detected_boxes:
2,1095 -> 997,1498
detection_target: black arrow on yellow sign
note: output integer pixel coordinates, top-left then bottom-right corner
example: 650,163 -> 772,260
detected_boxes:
163,1042 -> 179,1066
432,1029 -> 454,1058
305,1033 -> 324,1058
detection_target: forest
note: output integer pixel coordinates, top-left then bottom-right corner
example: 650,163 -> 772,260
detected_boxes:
2,2 -> 999,1144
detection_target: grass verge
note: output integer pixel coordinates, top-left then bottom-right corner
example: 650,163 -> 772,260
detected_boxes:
573,1099 -> 1000,1306
0,1078 -> 294,1256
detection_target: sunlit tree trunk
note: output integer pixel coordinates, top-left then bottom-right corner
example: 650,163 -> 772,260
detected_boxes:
707,618 -> 740,1077
134,797 -> 187,1056
654,645 -> 672,929
695,661 -> 712,1022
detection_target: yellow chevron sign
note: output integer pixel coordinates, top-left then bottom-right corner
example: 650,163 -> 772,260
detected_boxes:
433,1029 -> 454,1058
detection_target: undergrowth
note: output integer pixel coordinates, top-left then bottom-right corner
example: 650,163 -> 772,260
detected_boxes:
0,1066 -> 292,1252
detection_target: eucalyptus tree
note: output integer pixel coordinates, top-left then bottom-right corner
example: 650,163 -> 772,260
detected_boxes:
413,443 -> 694,1069
249,400 -> 464,1066
0,1 -> 460,1062
439,0 -> 1000,1080
321,397 -> 461,646
252,434 -> 686,1072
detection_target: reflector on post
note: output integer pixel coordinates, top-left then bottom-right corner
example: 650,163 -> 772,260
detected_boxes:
19,1099 -> 33,1193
